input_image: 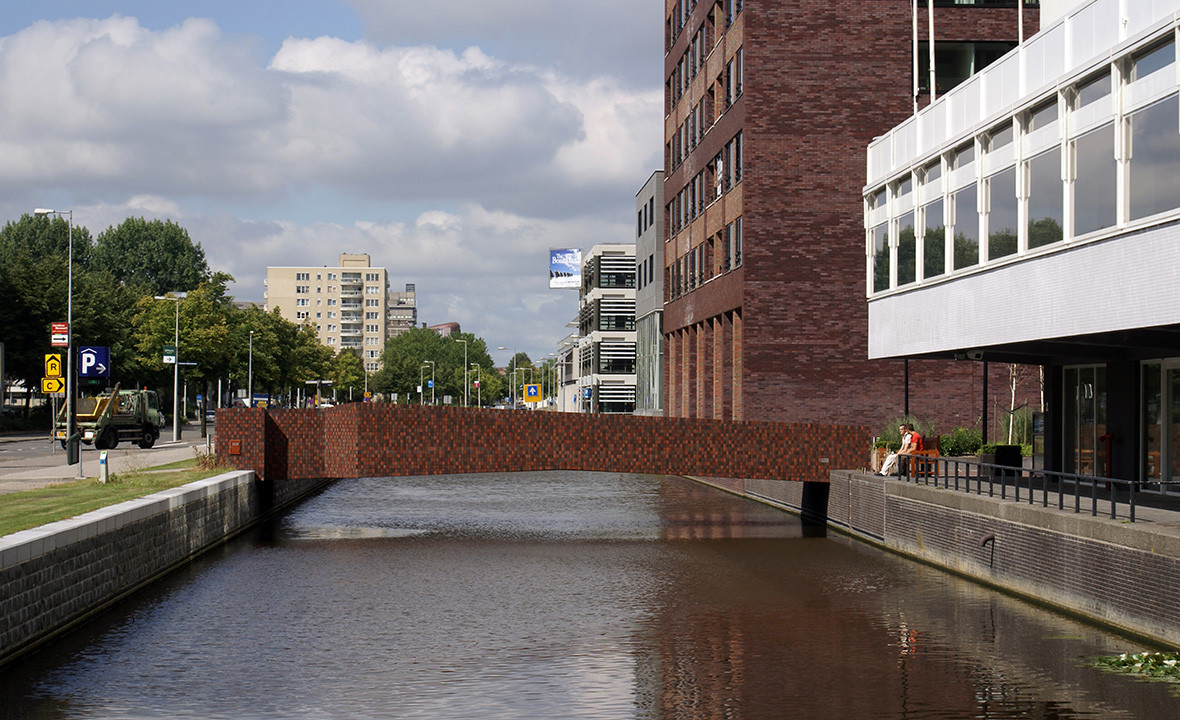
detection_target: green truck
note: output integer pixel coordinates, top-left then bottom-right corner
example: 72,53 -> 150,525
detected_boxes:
55,384 -> 166,450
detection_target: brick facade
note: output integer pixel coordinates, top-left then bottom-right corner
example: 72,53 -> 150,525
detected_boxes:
217,404 -> 869,485
663,0 -> 1041,431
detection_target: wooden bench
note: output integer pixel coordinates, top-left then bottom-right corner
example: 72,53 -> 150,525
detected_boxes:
910,435 -> 941,477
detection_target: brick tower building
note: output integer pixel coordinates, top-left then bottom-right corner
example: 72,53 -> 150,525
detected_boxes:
662,0 -> 1039,429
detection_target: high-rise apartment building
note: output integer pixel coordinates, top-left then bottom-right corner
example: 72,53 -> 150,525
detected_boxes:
265,254 -> 416,372
662,0 -> 1037,427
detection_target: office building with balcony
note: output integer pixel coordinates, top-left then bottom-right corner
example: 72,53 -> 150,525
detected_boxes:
866,0 -> 1180,482
662,0 -> 1037,427
577,244 -> 637,413
265,253 -> 412,372
636,171 -> 666,416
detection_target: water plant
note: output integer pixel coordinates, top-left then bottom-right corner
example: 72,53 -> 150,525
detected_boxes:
1094,652 -> 1180,692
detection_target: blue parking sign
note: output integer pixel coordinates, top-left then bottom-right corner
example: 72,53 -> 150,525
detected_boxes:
78,346 -> 111,378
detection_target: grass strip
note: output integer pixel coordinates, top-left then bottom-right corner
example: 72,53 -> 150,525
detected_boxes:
0,458 -> 232,538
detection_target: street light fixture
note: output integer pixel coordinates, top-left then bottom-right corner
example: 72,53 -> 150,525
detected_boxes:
425,360 -> 435,405
471,362 -> 481,407
153,292 -> 186,442
497,346 -> 517,407
248,330 -> 254,407
34,208 -> 79,475
453,338 -> 468,407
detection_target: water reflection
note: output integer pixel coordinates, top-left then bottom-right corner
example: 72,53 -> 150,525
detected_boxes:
1,472 -> 1176,719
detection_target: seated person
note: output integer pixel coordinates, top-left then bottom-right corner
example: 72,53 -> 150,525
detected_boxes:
880,423 -> 922,476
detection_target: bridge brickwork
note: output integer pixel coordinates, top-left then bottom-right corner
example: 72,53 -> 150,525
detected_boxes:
216,404 -> 868,483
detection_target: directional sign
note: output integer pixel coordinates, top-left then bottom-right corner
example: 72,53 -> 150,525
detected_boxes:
78,346 -> 111,378
41,376 -> 65,394
44,354 -> 62,378
524,383 -> 541,402
163,343 -> 176,364
51,322 -> 69,347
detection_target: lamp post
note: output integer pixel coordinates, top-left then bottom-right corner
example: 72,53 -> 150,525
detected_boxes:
154,292 -> 185,442
34,208 -> 79,475
425,360 -> 435,405
454,338 -> 468,407
471,362 -> 480,407
419,364 -> 426,405
497,346 -> 517,407
248,330 -> 254,407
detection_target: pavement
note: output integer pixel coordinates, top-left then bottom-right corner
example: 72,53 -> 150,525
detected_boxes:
0,427 -> 216,495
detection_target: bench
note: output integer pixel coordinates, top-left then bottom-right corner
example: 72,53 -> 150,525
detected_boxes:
910,435 -> 941,477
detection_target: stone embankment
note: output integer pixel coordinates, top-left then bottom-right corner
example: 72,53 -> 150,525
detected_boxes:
0,470 -> 331,667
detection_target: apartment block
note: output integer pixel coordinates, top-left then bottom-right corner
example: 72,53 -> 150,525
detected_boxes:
662,0 -> 1037,429
265,254 -> 415,372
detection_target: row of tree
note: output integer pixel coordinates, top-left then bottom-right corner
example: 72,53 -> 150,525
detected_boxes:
1,213 -> 541,412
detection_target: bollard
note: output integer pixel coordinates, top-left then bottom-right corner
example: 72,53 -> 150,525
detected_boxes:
98,450 -> 109,484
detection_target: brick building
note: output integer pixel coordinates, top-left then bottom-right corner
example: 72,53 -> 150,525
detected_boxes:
662,0 -> 1039,431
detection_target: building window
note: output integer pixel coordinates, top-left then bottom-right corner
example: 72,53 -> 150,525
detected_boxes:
1128,94 -> 1180,222
366,299 -> 380,307
296,285 -> 309,294
296,298 -> 309,307
917,41 -> 1016,96
328,311 -> 337,319
365,286 -> 380,295
365,324 -> 379,333
296,272 -> 309,281
366,312 -> 379,320
296,311 -> 308,319
328,299 -> 337,306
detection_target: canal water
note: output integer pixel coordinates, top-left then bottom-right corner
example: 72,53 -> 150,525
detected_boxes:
2,471 -> 1178,719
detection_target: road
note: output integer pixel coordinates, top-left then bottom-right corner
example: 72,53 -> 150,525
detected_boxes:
0,425 -> 216,495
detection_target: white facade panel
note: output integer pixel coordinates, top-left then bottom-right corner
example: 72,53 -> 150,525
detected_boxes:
868,221 -> 1180,359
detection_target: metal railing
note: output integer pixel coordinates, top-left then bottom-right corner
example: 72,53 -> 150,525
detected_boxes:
899,456 -> 1146,522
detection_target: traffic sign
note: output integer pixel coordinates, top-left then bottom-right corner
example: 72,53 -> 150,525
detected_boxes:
44,354 -> 62,378
41,376 -> 65,394
524,384 -> 541,402
163,344 -> 176,364
51,322 -> 69,347
79,346 -> 110,378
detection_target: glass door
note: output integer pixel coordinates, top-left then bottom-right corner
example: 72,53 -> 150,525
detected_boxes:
1064,366 -> 1105,477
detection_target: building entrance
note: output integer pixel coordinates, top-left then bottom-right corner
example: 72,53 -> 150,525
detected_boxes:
1063,366 -> 1106,477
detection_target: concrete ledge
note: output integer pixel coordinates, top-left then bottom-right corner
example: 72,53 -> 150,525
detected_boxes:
0,470 -> 253,572
0,470 -> 341,668
887,479 -> 1180,560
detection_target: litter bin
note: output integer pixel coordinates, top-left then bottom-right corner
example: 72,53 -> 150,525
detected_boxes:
66,433 -> 81,466
991,444 -> 1022,483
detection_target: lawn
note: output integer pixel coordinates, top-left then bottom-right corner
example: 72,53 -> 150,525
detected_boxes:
0,458 -> 232,538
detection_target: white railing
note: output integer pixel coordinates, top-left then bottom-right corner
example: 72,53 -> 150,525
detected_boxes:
867,0 -> 1180,188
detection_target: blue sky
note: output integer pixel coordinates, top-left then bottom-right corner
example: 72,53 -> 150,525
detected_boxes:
0,1 -> 662,365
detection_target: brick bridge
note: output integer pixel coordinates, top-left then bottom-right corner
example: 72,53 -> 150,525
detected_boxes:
216,404 -> 868,485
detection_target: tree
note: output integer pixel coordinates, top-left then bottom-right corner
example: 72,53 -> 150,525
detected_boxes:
0,215 -> 96,403
372,328 -> 496,404
93,217 -> 210,296
330,348 -> 366,400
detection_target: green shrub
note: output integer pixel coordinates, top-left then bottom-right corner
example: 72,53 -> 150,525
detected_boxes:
875,416 -> 935,452
940,427 -> 982,456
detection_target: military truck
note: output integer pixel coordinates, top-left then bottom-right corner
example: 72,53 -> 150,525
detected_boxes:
55,384 -> 166,450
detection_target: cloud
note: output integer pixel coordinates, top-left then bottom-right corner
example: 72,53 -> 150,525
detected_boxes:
345,0 -> 664,88
0,11 -> 659,361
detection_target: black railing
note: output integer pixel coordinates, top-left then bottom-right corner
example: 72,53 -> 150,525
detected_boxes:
899,456 -> 1144,522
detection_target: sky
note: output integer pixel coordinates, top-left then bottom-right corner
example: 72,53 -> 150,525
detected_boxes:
0,1 -> 664,366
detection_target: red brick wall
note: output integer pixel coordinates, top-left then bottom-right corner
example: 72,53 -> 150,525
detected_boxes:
662,0 -> 1042,432
217,405 -> 869,485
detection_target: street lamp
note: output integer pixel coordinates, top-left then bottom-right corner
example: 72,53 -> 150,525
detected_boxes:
497,347 -> 517,407
471,362 -> 481,407
34,208 -> 79,475
425,360 -> 435,405
453,338 -> 468,407
248,330 -> 254,407
154,292 -> 186,442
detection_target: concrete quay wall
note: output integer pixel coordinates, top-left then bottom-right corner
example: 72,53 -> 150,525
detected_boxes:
708,470 -> 1180,647
0,471 -> 331,667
